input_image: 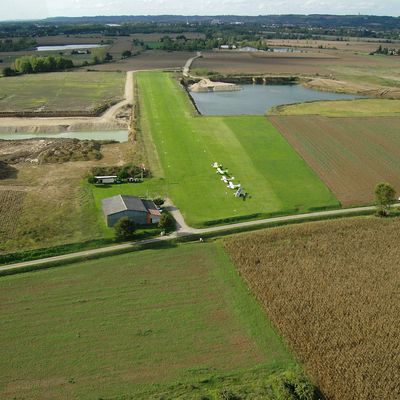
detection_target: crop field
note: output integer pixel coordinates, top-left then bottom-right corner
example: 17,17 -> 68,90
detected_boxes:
0,190 -> 26,237
0,242 -> 297,399
269,115 -> 400,206
0,71 -> 125,112
130,71 -> 338,227
88,50 -> 194,72
224,217 -> 400,400
272,99 -> 400,117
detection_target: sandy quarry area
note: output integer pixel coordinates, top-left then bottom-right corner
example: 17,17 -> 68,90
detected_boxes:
188,78 -> 241,92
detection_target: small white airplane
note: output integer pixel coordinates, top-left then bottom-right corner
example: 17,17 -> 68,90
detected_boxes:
227,181 -> 241,189
211,162 -> 222,168
217,167 -> 229,175
221,176 -> 235,183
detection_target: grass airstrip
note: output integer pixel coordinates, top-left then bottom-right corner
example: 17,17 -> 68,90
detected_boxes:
99,71 -> 338,228
0,242 -> 296,399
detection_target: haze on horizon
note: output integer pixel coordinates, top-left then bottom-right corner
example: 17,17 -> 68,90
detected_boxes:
1,0 -> 399,22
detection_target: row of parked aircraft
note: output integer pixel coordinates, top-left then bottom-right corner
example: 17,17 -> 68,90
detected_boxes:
211,162 -> 245,197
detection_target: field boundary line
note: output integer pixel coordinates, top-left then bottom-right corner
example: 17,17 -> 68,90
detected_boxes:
1,203 -> 398,275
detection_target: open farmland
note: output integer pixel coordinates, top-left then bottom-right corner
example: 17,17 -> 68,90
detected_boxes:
0,71 -> 125,113
0,242 -> 298,399
132,71 -> 338,227
269,115 -> 400,206
87,50 -> 194,71
224,217 -> 400,400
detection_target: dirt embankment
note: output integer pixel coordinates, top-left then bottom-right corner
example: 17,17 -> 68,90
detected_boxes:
188,78 -> 241,92
0,138 -> 115,164
303,77 -> 400,99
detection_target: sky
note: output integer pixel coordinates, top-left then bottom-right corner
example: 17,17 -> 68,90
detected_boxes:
1,0 -> 399,21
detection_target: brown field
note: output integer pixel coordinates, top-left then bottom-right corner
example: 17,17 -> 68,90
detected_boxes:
269,115 -> 400,206
224,217 -> 400,400
193,50 -> 400,90
267,38 -> 400,53
0,190 -> 26,237
86,50 -> 194,71
193,51 -> 338,75
0,142 -> 131,254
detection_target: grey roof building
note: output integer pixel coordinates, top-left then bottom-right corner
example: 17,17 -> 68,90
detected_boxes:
102,195 -> 161,227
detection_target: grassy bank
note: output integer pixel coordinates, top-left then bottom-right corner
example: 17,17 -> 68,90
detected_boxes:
272,99 -> 400,117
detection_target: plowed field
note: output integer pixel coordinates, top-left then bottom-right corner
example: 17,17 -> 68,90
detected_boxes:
269,115 -> 400,206
224,217 -> 400,400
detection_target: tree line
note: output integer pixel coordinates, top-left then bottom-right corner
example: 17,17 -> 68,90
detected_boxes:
0,38 -> 37,52
3,55 -> 73,76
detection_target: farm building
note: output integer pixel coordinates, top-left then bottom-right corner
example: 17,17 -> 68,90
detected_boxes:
95,175 -> 117,184
102,195 -> 161,227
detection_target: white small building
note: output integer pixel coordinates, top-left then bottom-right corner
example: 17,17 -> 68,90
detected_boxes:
95,175 -> 117,184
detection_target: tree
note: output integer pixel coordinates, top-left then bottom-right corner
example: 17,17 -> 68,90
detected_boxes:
117,168 -> 130,181
153,197 -> 164,206
121,50 -> 132,59
375,182 -> 397,216
114,217 -> 136,241
2,67 -> 17,77
158,211 -> 176,231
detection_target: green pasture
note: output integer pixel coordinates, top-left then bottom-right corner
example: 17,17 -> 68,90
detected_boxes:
0,71 -> 125,112
0,242 -> 296,399
273,99 -> 400,117
125,71 -> 338,227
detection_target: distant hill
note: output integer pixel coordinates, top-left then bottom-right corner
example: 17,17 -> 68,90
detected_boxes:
42,14 -> 400,29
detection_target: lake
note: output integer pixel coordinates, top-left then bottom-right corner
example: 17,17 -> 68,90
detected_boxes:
36,44 -> 104,52
0,130 -> 129,142
190,84 -> 363,115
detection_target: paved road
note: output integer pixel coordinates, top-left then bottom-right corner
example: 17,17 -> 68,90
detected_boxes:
2,203 -> 394,274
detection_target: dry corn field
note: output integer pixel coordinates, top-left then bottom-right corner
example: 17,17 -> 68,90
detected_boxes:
0,190 -> 26,237
224,217 -> 400,400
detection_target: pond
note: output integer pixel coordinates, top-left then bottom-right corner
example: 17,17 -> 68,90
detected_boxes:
36,44 -> 105,52
0,130 -> 129,142
190,84 -> 364,116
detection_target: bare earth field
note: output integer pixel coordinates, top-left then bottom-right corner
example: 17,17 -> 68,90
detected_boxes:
0,142 -> 131,253
224,217 -> 400,400
269,115 -> 400,206
86,50 -> 194,72
193,51 -> 338,75
267,38 -> 400,53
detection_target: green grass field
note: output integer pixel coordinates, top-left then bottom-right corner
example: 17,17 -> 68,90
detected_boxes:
102,71 -> 338,227
273,99 -> 400,117
0,71 -> 125,112
0,242 -> 297,399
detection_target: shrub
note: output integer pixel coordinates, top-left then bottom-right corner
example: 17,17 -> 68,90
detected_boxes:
158,211 -> 176,231
114,217 -> 136,241
153,197 -> 165,206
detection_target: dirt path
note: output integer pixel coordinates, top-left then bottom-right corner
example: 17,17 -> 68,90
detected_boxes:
0,71 -> 135,133
1,203 -> 395,274
183,52 -> 202,77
